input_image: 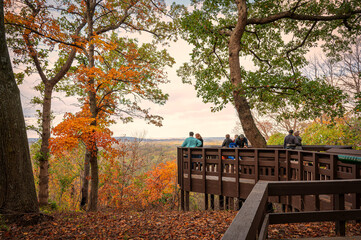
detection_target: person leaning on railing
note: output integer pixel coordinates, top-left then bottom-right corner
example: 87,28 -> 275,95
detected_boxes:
284,129 -> 297,149
235,134 -> 249,148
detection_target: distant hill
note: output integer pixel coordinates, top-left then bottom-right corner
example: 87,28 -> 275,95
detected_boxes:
28,137 -> 224,144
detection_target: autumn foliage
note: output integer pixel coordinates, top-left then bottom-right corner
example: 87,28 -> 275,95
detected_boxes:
98,153 -> 178,210
31,137 -> 178,211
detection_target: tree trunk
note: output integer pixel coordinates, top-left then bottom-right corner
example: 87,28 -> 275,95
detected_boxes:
87,151 -> 98,211
85,1 -> 99,211
0,0 -> 39,214
38,83 -> 53,206
229,0 -> 267,148
80,149 -> 90,209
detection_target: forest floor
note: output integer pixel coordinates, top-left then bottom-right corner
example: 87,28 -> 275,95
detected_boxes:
1,210 -> 361,239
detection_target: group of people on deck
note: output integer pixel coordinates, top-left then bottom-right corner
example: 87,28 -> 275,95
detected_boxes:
221,134 -> 248,148
181,132 -> 248,148
182,129 -> 302,149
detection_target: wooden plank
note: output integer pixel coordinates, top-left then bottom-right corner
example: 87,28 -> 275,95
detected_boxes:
268,180 -> 361,196
258,161 -> 276,167
269,209 -> 361,224
326,148 -> 361,157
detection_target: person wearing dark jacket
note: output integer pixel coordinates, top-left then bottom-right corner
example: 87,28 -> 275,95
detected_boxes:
284,130 -> 297,149
222,134 -> 233,147
235,134 -> 249,148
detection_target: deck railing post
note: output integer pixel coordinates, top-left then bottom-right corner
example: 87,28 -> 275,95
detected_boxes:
187,148 -> 191,192
298,151 -> 305,211
181,189 -> 184,211
335,193 -> 345,236
204,193 -> 208,210
312,152 -> 320,211
255,149 -> 259,182
202,147 -> 208,211
351,164 -> 361,210
286,150 -> 292,212
330,154 -> 337,211
235,148 -> 240,198
218,148 -> 224,210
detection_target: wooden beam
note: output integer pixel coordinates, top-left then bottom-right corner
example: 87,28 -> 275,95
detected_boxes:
269,209 -> 361,224
268,180 -> 361,196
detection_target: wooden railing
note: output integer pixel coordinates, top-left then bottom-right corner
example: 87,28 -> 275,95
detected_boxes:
177,146 -> 361,211
222,180 -> 361,239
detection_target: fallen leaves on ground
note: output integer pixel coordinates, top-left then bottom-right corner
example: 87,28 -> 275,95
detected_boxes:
0,210 -> 237,239
2,210 -> 361,239
268,222 -> 361,239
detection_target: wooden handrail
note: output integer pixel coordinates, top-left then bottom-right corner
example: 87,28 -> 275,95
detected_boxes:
222,180 -> 361,240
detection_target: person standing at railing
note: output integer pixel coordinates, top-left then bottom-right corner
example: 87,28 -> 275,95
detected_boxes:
222,134 -> 233,147
284,130 -> 297,149
195,133 -> 203,147
182,131 -> 202,147
233,134 -> 239,142
294,131 -> 302,149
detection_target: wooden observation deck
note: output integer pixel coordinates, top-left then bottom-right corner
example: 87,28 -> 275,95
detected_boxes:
177,145 -> 361,212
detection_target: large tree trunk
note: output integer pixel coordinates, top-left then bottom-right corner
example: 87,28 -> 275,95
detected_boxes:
80,149 -> 90,209
38,83 -> 53,206
0,0 -> 39,214
229,0 -> 267,148
86,1 -> 99,211
88,150 -> 98,211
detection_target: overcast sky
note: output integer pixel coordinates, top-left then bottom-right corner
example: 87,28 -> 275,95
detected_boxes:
18,0 -> 241,140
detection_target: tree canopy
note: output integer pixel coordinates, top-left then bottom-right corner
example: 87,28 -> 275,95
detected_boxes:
177,0 -> 361,147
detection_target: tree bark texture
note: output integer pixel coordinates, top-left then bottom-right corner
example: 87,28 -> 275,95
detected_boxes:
38,83 -> 53,206
0,0 -> 39,214
86,0 -> 99,211
229,0 -> 267,148
80,149 -> 90,209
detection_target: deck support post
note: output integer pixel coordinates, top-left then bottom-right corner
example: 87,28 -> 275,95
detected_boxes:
229,197 -> 234,210
185,191 -> 190,211
238,198 -> 243,210
181,189 -> 184,211
204,193 -> 208,210
219,195 -> 224,210
225,196 -> 229,210
210,194 -> 215,210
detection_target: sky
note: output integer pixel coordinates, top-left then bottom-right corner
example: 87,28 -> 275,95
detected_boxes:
18,0 -> 241,140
